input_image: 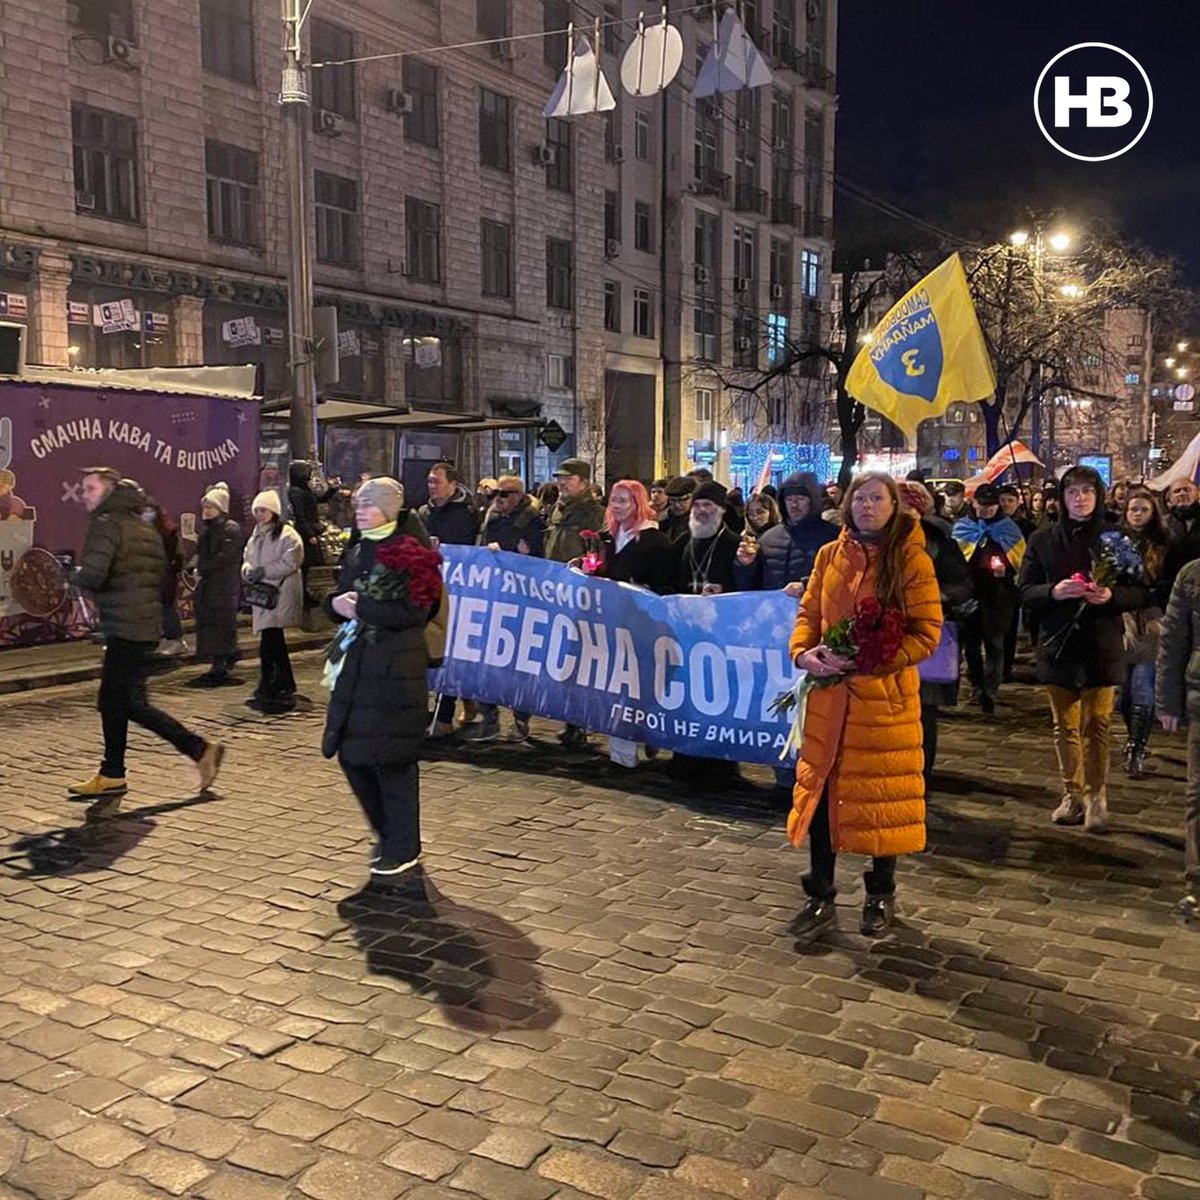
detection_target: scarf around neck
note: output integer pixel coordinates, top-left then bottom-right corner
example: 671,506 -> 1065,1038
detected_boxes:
360,520 -> 398,542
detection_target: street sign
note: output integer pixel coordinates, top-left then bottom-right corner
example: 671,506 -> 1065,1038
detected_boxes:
1175,383 -> 1196,402
1173,401 -> 1195,413
539,420 -> 568,451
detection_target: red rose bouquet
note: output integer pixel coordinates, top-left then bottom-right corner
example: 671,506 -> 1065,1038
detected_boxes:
773,596 -> 907,759
370,537 -> 443,610
324,536 -> 443,689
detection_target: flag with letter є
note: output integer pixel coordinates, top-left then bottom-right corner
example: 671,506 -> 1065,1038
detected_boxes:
846,253 -> 995,443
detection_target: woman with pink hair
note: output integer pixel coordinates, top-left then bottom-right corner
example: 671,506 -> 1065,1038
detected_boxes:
599,480 -> 674,595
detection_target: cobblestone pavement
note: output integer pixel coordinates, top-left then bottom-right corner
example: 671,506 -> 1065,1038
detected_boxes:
0,651 -> 1198,1200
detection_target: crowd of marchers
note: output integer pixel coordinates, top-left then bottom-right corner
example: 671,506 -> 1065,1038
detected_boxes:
61,456 -> 1200,938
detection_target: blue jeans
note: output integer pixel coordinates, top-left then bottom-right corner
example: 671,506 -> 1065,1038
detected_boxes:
1120,661 -> 1156,732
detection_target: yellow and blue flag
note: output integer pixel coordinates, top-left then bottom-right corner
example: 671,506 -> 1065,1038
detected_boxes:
846,254 -> 995,442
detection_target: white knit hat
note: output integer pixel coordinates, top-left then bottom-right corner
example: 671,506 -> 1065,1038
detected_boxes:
251,489 -> 282,517
202,481 -> 230,513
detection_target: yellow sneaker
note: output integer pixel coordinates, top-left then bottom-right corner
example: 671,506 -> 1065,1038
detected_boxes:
67,774 -> 128,798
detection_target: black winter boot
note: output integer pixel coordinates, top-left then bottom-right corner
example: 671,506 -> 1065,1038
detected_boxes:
1126,705 -> 1155,779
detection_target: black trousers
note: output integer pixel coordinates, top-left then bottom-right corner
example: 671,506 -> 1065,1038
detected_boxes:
802,789 -> 896,902
257,628 -> 295,699
340,759 -> 421,862
921,701 -> 939,789
963,613 -> 1007,701
99,638 -> 206,777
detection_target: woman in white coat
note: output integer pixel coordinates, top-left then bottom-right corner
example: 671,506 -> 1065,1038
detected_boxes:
242,490 -> 305,713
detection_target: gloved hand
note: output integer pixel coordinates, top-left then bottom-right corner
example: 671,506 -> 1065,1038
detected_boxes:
245,566 -> 266,583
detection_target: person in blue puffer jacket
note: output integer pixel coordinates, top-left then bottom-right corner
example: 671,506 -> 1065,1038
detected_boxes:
733,472 -> 837,597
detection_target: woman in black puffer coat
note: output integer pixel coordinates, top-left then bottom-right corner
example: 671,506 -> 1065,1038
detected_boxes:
322,477 -> 442,887
1019,466 -> 1148,834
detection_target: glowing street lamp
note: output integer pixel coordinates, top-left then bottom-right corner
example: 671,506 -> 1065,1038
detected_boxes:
1059,283 -> 1083,299
1166,356 -> 1177,368
1048,231 -> 1072,253
1009,230 -> 1030,247
1178,341 -> 1190,352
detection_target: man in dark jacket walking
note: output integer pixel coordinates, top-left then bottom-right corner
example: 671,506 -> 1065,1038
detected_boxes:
953,483 -> 1026,714
68,469 -> 223,799
732,472 -> 835,596
1155,559 -> 1200,927
420,463 -> 480,736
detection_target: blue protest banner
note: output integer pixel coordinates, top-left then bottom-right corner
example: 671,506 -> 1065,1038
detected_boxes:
428,547 -> 800,765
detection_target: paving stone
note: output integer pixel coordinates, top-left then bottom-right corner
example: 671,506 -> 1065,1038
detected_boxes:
226,1131 -> 321,1177
406,1109 -> 491,1151
175,1079 -> 273,1119
821,1166 -> 924,1200
472,1127 -> 554,1168
382,1137 -> 464,1181
195,1169 -> 292,1200
295,1155 -> 410,1200
105,1096 -> 178,1135
449,1157 -> 560,1200
5,1146 -> 104,1200
159,1113 -> 243,1159
939,1147 -> 1051,1197
57,1123 -> 146,1168
9,1096 -> 91,1139
125,1147 -> 213,1195
252,1098 -> 346,1139
227,1029 -> 296,1058
609,1131 -> 686,1168
540,1149 -> 646,1198
673,1153 -> 778,1200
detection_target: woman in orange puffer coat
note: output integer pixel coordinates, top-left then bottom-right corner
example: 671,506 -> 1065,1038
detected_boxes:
788,472 -> 943,939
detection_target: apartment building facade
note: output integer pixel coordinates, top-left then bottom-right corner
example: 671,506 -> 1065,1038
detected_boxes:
0,0 -> 835,493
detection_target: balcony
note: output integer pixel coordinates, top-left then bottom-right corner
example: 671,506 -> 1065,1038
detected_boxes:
692,169 -> 730,200
801,210 -> 834,239
734,183 -> 767,215
770,197 -> 800,227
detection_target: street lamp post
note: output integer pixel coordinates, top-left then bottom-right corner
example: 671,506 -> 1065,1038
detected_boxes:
1009,226 -> 1072,472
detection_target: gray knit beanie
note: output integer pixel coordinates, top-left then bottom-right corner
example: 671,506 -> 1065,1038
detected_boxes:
356,476 -> 404,521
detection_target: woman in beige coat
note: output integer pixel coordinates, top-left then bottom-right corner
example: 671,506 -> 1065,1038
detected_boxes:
242,490 -> 304,713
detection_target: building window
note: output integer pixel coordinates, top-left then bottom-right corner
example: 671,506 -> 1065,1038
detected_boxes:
547,353 -> 575,389
311,20 -> 356,119
633,288 -> 654,338
634,110 -> 651,161
772,0 -> 794,58
769,237 -> 792,311
604,281 -> 620,332
479,89 -> 511,171
1127,333 -> 1144,347
804,108 -> 825,217
72,103 -> 139,222
603,3 -> 623,53
405,197 -> 441,283
634,201 -> 654,252
403,59 -> 439,147
1125,372 -> 1142,385
200,0 -> 255,84
314,171 -> 358,265
546,238 -> 574,310
544,118 -> 573,191
543,0 -> 570,66
734,224 -> 756,281
694,302 -> 719,361
478,0 -> 509,39
800,248 -> 820,298
768,393 -> 786,426
695,387 -> 714,423
604,191 -> 620,243
480,219 -> 512,298
205,140 -> 260,247
695,210 -> 720,276
72,0 -> 135,41
694,89 -> 721,179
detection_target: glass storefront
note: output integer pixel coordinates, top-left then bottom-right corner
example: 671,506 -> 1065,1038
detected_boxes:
66,284 -> 173,369
203,301 -> 288,400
